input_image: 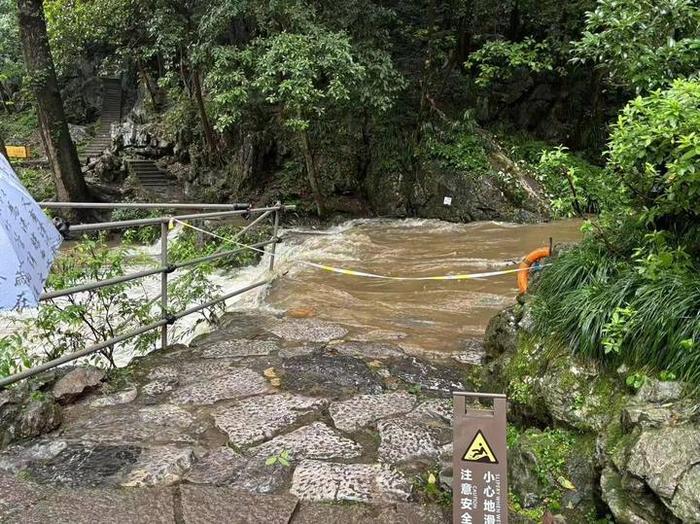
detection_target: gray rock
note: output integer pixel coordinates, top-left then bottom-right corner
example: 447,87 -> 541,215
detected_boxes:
2,474 -> 176,523
377,418 -> 441,464
268,319 -> 348,342
212,394 -> 327,447
290,460 -> 412,503
53,367 -> 105,402
62,404 -> 199,445
334,341 -> 405,359
407,399 -> 453,424
251,422 -> 363,461
626,426 -> 700,501
89,387 -> 137,408
198,339 -> 280,359
281,353 -> 383,397
180,485 -> 298,524
600,466 -> 675,524
169,368 -> 272,405
0,440 -> 67,473
69,124 -> 90,145
141,379 -> 176,397
26,443 -> 142,487
484,307 -> 517,361
329,392 -> 416,432
635,380 -> 685,404
185,447 -> 245,485
121,446 -> 195,487
671,463 -> 700,522
16,398 -> 62,441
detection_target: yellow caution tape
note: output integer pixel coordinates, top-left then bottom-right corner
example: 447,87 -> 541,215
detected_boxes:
302,261 -> 542,281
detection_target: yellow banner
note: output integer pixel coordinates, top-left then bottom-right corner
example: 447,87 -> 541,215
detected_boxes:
5,146 -> 30,159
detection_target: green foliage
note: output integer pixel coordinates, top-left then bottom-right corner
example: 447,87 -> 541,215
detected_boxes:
265,449 -> 291,467
536,146 -> 607,217
607,80 -> 700,223
0,0 -> 23,105
573,0 -> 700,92
467,38 -> 555,88
532,237 -> 700,386
0,236 -> 222,378
168,224 -> 269,270
14,167 -> 56,202
421,115 -> 491,178
413,470 -> 452,507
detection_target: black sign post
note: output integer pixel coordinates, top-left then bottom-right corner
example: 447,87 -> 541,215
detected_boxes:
453,392 -> 508,524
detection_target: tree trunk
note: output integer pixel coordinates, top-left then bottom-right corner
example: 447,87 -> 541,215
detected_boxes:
300,130 -> 324,217
191,67 -> 218,156
16,0 -> 89,207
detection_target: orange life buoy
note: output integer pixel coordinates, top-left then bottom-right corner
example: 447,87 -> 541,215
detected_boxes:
517,246 -> 552,294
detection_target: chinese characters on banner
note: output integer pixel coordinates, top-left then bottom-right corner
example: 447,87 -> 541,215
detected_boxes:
453,392 -> 508,524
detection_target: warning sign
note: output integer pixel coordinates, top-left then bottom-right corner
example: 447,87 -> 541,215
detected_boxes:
453,392 -> 509,524
5,146 -> 30,159
463,429 -> 498,463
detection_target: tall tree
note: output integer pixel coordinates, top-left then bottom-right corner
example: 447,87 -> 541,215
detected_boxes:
16,0 -> 88,203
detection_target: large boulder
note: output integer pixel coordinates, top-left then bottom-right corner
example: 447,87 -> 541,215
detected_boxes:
1,387 -> 62,448
52,367 -> 105,403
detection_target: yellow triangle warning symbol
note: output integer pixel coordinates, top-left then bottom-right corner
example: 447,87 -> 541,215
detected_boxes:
462,430 -> 498,463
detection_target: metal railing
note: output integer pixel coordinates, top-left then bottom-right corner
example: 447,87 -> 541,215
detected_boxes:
0,201 -> 294,388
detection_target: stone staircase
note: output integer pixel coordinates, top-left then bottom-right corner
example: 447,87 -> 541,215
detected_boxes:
126,158 -> 183,200
82,78 -> 122,163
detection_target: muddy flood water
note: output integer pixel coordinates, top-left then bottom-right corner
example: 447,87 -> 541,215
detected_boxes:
266,218 -> 583,354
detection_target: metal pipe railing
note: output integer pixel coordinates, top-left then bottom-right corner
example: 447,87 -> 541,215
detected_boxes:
40,266 -> 168,301
41,202 -> 251,210
0,202 -> 294,388
173,239 -> 278,270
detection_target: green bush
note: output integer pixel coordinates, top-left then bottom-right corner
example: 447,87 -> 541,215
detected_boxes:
532,237 -> 700,386
607,80 -> 700,224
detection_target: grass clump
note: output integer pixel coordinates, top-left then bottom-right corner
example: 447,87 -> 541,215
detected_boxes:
531,234 -> 700,387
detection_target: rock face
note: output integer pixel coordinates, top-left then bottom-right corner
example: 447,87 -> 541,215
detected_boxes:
0,387 -> 62,449
486,303 -> 700,523
52,367 -> 105,402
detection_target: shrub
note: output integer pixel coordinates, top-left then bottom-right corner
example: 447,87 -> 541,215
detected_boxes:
607,79 -> 700,225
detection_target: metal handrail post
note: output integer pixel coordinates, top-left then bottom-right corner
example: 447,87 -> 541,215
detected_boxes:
269,203 -> 280,271
160,221 -> 169,349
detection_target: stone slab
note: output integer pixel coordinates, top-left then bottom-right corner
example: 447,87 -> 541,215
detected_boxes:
292,502 -> 448,523
268,319 -> 348,342
180,485 -> 298,524
198,339 -> 280,359
61,404 -> 200,445
212,394 -> 327,447
251,422 -> 363,461
281,353 -> 382,397
121,446 -> 195,487
329,392 -> 416,432
334,341 -> 405,359
290,460 -> 412,503
185,447 -> 245,485
377,418 -> 441,464
0,475 -> 175,524
169,368 -> 272,405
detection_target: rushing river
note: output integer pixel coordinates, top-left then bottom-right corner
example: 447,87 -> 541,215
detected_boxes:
0,218 -> 583,366
266,218 -> 583,354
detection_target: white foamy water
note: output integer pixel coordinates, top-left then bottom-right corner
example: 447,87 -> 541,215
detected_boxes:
0,217 -> 583,369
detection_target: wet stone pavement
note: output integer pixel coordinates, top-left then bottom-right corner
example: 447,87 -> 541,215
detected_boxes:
0,311 -> 480,523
